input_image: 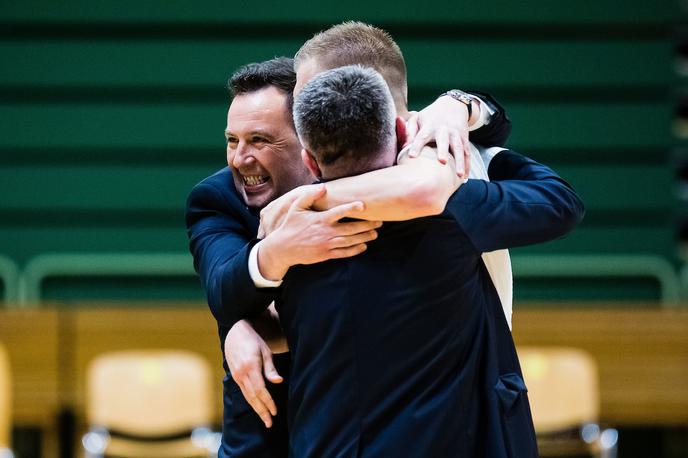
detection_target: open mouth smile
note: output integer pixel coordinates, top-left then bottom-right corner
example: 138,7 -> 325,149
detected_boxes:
242,175 -> 270,187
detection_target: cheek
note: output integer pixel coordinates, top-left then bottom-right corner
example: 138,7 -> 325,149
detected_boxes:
226,146 -> 235,166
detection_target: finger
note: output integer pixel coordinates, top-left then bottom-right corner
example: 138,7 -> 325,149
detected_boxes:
247,394 -> 273,428
244,373 -> 275,427
259,201 -> 274,218
330,220 -> 383,236
237,379 -> 271,426
248,367 -> 277,418
329,243 -> 368,259
329,230 -> 378,249
409,131 -> 432,159
459,130 -> 470,178
448,130 -> 463,167
404,113 -> 420,150
292,184 -> 327,210
256,386 -> 278,419
435,128 -> 450,165
323,201 -> 366,223
262,350 -> 284,385
452,139 -> 466,178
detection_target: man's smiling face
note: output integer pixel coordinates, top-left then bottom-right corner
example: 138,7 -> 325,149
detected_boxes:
225,85 -> 312,209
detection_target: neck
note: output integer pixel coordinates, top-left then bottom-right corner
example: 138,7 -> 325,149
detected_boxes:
319,146 -> 397,180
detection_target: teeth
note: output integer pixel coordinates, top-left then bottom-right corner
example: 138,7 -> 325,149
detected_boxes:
242,175 -> 268,186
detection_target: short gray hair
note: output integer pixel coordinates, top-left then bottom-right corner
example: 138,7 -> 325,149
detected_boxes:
293,65 -> 396,171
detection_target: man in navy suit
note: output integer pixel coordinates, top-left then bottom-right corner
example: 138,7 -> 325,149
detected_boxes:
186,55 -> 514,456
257,65 -> 582,457
222,21 -> 516,427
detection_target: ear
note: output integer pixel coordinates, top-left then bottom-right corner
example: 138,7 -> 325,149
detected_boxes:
301,148 -> 322,178
395,116 -> 407,152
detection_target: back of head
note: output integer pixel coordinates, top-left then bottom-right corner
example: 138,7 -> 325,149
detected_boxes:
293,65 -> 397,179
228,56 -> 296,118
294,21 -> 408,110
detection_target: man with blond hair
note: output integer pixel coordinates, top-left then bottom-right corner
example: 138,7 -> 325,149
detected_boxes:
189,23 -> 515,458
230,17 -> 514,419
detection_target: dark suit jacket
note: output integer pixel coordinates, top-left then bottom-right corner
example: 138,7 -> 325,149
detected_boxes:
185,94 -> 513,458
277,151 -> 584,458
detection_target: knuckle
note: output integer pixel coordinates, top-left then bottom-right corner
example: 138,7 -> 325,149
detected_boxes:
233,365 -> 248,376
239,360 -> 257,372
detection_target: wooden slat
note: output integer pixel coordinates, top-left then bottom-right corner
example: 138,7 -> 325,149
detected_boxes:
0,40 -> 672,89
0,102 -> 671,150
0,165 -> 215,211
512,307 -> 688,425
0,310 -> 60,426
0,185 -> 675,267
562,165 -> 673,212
0,227 -> 193,266
403,40 -> 673,89
0,0 -> 679,25
512,226 -> 676,257
0,164 -> 671,212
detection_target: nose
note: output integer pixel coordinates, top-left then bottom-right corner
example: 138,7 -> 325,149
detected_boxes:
228,141 -> 255,168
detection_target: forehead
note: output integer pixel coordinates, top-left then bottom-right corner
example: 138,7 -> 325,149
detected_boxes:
226,86 -> 292,134
294,58 -> 325,95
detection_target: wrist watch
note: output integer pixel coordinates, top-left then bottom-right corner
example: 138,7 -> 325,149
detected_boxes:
440,89 -> 473,118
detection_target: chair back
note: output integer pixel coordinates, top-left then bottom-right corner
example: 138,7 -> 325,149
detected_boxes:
86,350 -> 213,437
518,346 -> 599,434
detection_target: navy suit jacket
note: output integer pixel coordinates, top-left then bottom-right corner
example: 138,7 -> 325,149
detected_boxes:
185,94 -> 513,457
276,151 -> 584,458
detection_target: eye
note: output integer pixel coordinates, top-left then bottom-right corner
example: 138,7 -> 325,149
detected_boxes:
252,135 -> 269,144
226,136 -> 238,146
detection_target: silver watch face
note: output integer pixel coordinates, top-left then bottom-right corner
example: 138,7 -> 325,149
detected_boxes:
447,90 -> 471,105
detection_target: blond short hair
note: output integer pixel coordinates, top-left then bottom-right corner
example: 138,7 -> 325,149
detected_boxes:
294,21 -> 408,110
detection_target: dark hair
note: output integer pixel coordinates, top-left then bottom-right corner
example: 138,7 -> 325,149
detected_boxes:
293,65 -> 396,172
228,57 -> 296,114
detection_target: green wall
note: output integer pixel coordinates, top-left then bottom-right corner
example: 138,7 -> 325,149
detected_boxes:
0,0 -> 682,302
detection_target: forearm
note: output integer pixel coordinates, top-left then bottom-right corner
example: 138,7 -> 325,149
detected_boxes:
447,150 -> 585,253
196,237 -> 278,325
186,182 -> 277,327
312,155 -> 460,221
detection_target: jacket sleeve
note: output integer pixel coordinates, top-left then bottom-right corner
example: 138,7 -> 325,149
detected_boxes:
185,179 -> 278,328
445,150 -> 585,253
466,90 -> 512,147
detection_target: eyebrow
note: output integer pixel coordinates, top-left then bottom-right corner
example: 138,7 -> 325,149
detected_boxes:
224,129 -> 274,139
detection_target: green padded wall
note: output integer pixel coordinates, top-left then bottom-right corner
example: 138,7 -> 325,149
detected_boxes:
0,0 -> 681,302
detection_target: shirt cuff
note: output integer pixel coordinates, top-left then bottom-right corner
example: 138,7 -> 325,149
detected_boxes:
248,240 -> 284,288
468,95 -> 495,132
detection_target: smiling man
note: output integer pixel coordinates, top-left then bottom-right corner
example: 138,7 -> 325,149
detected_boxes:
226,79 -> 313,210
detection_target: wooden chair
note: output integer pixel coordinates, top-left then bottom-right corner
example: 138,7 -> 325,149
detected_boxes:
518,346 -> 618,458
0,344 -> 14,458
82,350 -> 218,458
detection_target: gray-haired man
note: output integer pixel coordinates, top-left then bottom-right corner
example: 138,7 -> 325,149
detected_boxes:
263,64 -> 582,457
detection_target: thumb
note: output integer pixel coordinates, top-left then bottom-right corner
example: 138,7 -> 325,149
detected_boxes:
262,350 -> 284,384
292,184 -> 326,210
404,112 -> 420,151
